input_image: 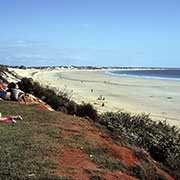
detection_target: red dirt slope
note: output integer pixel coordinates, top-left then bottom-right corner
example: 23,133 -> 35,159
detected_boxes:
51,113 -> 175,180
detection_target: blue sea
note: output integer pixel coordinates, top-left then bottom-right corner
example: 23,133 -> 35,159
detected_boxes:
108,69 -> 180,81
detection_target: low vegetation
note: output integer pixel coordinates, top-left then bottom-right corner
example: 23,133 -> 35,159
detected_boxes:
98,112 -> 180,179
18,77 -> 98,120
83,146 -> 125,171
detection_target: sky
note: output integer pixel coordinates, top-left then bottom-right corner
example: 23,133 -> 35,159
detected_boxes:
0,0 -> 180,67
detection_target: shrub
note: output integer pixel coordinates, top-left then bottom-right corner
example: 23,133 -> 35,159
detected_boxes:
18,77 -> 34,93
98,112 -> 180,179
17,78 -> 98,120
66,101 -> 78,115
76,103 -> 98,120
18,78 -> 68,110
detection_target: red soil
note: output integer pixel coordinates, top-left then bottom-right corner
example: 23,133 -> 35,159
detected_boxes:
54,115 -> 138,179
84,130 -> 139,166
36,103 -> 54,111
101,171 -> 137,180
55,145 -> 137,180
50,113 -> 175,180
55,145 -> 96,180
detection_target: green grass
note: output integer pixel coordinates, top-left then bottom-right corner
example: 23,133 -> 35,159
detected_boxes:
0,101 -> 174,180
127,163 -> 167,180
0,101 -> 69,180
83,146 -> 125,171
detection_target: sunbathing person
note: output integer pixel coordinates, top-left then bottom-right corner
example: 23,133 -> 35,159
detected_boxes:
8,82 -> 26,103
0,115 -> 23,123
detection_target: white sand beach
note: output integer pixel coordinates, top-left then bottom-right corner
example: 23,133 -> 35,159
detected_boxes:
11,68 -> 180,127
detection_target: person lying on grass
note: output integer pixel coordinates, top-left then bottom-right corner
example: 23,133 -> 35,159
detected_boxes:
0,115 -> 23,123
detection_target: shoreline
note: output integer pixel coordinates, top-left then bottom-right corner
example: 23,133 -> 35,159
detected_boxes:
105,69 -> 180,82
11,68 -> 180,127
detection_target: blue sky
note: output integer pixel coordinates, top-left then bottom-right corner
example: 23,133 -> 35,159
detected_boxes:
0,0 -> 180,67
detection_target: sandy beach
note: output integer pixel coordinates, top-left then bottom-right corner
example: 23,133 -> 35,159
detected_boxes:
11,68 -> 180,127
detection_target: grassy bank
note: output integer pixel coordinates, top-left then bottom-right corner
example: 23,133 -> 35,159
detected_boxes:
0,101 -> 70,180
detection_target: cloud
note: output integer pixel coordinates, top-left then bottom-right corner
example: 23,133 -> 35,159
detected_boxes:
0,40 -> 152,67
0,40 -> 48,48
0,40 -> 88,66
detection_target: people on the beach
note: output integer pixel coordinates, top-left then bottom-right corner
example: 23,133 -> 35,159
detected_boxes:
97,95 -> 106,107
97,95 -> 105,100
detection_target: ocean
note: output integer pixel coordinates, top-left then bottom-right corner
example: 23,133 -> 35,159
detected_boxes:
108,69 -> 180,80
